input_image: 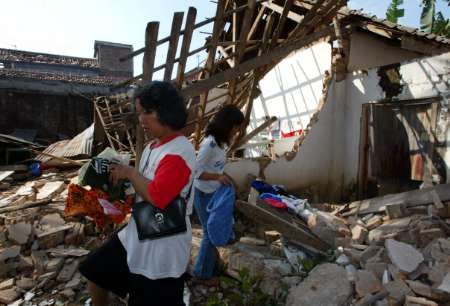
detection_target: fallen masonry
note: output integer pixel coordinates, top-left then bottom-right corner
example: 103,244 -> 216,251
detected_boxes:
0,166 -> 449,305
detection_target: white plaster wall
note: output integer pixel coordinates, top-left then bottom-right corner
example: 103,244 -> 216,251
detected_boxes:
227,51 -> 450,200
348,31 -> 421,72
343,52 -> 450,187
249,41 -> 332,140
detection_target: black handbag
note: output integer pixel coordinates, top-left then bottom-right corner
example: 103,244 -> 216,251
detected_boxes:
132,197 -> 187,241
131,147 -> 187,241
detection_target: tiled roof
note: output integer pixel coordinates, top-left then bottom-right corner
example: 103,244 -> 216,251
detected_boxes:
345,9 -> 450,46
0,48 -> 99,68
0,68 -> 124,86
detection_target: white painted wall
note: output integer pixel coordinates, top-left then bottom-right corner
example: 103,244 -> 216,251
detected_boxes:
348,31 -> 421,72
227,51 -> 450,201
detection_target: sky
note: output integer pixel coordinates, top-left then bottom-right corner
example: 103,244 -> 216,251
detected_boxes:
1,0 -> 449,76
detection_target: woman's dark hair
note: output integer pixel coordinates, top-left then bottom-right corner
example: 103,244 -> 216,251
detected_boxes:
206,105 -> 244,146
134,81 -> 187,130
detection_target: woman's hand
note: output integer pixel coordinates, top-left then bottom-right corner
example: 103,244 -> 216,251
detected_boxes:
217,174 -> 233,186
109,164 -> 134,186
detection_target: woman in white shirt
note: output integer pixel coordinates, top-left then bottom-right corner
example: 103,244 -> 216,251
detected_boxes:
192,105 -> 244,282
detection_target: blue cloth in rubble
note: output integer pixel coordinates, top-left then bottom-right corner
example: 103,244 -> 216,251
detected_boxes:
206,185 -> 236,247
251,180 -> 288,196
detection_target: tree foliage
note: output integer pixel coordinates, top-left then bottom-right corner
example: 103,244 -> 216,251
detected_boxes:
420,0 -> 450,37
386,0 -> 405,23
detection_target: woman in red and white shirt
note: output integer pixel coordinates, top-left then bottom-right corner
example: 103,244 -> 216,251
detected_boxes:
79,81 -> 195,306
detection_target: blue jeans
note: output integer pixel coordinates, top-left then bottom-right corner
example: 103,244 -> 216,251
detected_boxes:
193,188 -> 217,278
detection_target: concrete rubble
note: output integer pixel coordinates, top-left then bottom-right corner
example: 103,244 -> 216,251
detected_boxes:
0,165 -> 448,306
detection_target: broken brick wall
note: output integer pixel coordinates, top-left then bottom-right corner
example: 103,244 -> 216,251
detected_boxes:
0,90 -> 93,144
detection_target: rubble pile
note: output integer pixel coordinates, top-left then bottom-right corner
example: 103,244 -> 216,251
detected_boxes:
0,169 -> 124,306
0,165 -> 449,306
189,186 -> 450,306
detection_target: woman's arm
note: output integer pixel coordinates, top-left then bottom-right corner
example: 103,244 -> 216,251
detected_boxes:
109,164 -> 154,203
198,172 -> 232,185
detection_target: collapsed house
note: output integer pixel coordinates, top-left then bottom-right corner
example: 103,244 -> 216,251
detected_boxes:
0,0 -> 450,305
0,41 -> 133,148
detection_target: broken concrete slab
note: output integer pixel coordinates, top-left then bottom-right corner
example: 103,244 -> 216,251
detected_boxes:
307,211 -> 350,247
31,250 -> 49,274
355,270 -> 383,297
0,278 -> 14,291
0,245 -> 21,261
0,288 -> 20,304
365,262 -> 388,281
385,202 -> 408,219
352,225 -> 368,244
36,224 -> 72,249
57,260 -> 79,282
36,181 -> 65,201
366,215 -> 383,230
383,280 -> 413,306
368,218 -> 411,243
406,280 -> 450,302
437,272 -> 450,294
46,257 -> 64,272
7,222 -> 32,244
286,263 -> 352,306
16,277 -> 36,290
46,247 -> 90,257
404,295 -> 438,306
39,213 -> 66,228
385,239 -> 424,273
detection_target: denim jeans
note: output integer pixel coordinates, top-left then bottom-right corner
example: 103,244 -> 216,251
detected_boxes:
193,188 -> 217,278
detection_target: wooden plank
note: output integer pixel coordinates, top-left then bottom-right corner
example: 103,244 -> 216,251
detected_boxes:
0,171 -> 14,182
142,22 -> 159,83
343,183 -> 450,216
194,0 -> 227,148
269,0 -> 294,49
227,0 -> 256,104
137,22 -> 159,166
119,0 -> 268,62
181,26 -> 335,99
247,5 -> 265,40
217,45 -> 235,68
237,200 -> 330,254
164,12 -> 184,81
261,0 -> 302,23
176,7 -> 197,88
234,116 -> 277,150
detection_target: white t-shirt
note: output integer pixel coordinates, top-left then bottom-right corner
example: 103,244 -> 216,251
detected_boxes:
118,135 -> 195,280
194,135 -> 226,194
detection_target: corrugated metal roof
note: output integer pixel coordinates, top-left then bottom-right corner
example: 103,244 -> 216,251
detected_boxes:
36,124 -> 93,162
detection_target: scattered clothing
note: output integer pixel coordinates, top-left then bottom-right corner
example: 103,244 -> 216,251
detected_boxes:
251,180 -> 288,196
260,193 -> 288,210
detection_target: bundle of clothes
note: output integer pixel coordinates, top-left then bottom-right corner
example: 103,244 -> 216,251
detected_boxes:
251,180 -> 313,222
65,149 -> 133,229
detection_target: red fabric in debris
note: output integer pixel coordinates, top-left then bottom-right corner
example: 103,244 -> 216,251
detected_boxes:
65,184 -> 133,229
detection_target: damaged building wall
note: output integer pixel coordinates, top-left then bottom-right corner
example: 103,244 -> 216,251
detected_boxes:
343,52 -> 450,191
246,41 -> 332,155
348,31 -> 421,72
0,90 -> 93,143
227,51 -> 450,202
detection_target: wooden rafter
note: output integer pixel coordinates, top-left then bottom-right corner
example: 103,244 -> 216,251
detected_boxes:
176,7 -> 197,88
194,0 -> 227,149
164,12 -> 184,81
